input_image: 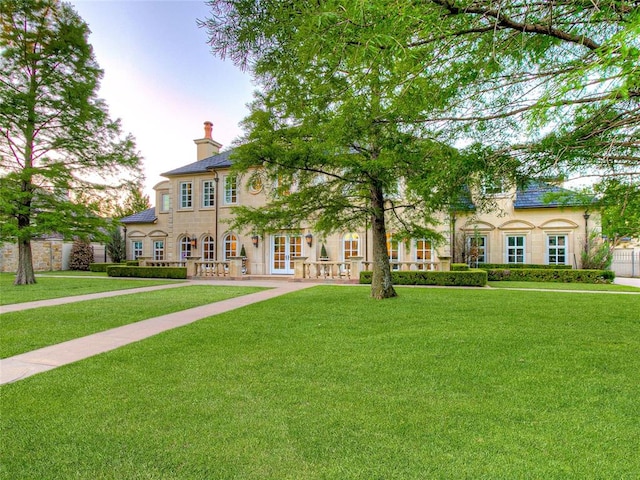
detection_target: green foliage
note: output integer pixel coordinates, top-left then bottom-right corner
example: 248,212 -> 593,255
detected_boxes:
451,263 -> 469,271
486,268 -> 615,284
111,186 -> 151,219
598,180 -> 640,245
89,262 -> 124,273
320,244 -> 328,259
105,227 -> 126,263
0,0 -> 143,284
68,239 -> 94,271
239,244 -> 247,258
106,266 -> 187,279
360,270 -> 487,287
581,230 -> 613,270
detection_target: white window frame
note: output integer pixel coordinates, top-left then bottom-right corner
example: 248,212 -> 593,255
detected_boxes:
202,180 -> 215,208
153,240 -> 164,261
223,233 -> 238,260
467,235 -> 487,265
387,234 -> 401,270
179,236 -> 192,260
342,233 -> 360,261
547,234 -> 568,265
179,182 -> 193,209
160,193 -> 170,212
506,235 -> 526,264
132,240 -> 143,259
415,238 -> 434,270
202,236 -> 215,260
223,175 -> 237,205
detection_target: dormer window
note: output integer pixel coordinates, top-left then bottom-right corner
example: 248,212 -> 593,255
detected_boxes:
481,178 -> 506,195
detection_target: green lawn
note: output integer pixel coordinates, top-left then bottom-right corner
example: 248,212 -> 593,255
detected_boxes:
0,273 -> 183,305
488,280 -> 640,292
1,285 -> 267,358
2,286 -> 638,478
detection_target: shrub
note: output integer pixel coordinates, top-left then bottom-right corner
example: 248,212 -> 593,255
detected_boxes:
69,239 -> 94,271
89,262 -> 124,272
486,268 -> 615,283
359,270 -> 487,287
105,228 -> 126,263
106,266 -> 187,279
451,263 -> 469,271
126,260 -> 139,266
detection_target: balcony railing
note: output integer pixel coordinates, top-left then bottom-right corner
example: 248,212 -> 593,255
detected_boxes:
194,261 -> 229,278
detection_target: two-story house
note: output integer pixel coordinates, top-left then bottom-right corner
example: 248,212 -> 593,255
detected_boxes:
121,122 -> 597,277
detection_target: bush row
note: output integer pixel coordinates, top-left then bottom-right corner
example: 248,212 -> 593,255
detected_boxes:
451,263 -> 469,271
486,268 -> 615,283
359,270 -> 487,287
106,266 -> 187,279
477,263 -> 572,270
89,262 -> 124,272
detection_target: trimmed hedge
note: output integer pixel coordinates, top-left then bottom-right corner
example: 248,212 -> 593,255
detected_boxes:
451,263 -> 469,271
360,270 -> 487,287
126,260 -> 140,266
89,263 -> 125,273
477,263 -> 572,270
486,268 -> 615,283
106,266 -> 187,279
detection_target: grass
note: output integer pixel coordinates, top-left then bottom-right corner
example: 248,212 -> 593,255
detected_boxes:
488,280 -> 640,292
1,285 -> 267,358
0,273 -> 183,305
2,286 -> 639,478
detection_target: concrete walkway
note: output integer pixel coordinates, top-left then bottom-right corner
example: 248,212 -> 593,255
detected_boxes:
0,280 -> 316,385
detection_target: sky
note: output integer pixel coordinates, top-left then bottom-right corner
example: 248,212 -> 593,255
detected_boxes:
69,0 -> 255,199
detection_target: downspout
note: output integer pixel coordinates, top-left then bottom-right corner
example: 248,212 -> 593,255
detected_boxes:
214,170 -> 219,261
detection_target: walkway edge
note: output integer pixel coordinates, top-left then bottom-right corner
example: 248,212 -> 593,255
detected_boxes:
0,283 -> 315,385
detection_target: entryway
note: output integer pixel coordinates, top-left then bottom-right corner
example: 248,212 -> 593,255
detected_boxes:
271,234 -> 302,274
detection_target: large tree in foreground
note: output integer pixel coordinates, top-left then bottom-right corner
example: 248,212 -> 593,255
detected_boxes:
0,0 -> 143,285
202,1 -> 488,299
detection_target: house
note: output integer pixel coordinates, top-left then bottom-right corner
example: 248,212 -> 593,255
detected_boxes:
120,122 -> 598,278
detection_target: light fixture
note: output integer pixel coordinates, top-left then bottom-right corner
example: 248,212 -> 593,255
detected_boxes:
251,235 -> 259,248
190,236 -> 197,248
305,233 -> 313,247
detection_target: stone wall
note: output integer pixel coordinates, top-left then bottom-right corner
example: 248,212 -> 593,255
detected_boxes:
0,239 -> 64,273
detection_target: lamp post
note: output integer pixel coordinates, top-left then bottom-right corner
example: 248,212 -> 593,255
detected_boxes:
123,225 -> 127,261
583,211 -> 590,254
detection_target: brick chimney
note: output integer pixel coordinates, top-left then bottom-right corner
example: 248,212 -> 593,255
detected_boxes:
194,121 -> 222,160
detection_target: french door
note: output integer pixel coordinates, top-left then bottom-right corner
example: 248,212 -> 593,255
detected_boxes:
271,234 -> 302,274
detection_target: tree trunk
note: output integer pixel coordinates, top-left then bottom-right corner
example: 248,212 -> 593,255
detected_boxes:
369,182 -> 397,299
14,239 -> 36,285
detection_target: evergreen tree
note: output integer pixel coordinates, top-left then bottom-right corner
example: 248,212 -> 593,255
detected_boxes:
0,0 -> 143,284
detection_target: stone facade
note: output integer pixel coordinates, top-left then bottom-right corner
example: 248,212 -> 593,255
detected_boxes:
0,239 -> 64,273
121,122 -> 601,276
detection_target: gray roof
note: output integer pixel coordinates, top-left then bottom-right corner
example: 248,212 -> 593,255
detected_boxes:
514,181 -> 583,209
161,149 -> 235,176
121,207 -> 156,224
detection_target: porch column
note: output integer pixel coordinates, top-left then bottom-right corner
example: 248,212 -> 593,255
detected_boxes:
185,256 -> 201,278
228,257 -> 244,278
439,256 -> 451,272
349,256 -> 363,281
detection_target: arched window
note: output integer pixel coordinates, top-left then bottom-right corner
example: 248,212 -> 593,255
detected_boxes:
179,236 -> 192,260
342,233 -> 360,260
223,233 -> 238,260
415,239 -> 433,270
386,233 -> 400,270
202,236 -> 215,260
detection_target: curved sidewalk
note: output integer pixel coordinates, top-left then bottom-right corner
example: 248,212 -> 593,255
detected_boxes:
0,281 -> 316,385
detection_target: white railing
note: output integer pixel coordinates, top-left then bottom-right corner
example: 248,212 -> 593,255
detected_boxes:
145,261 -> 185,268
303,261 -> 352,280
361,261 -> 439,271
194,261 -> 229,278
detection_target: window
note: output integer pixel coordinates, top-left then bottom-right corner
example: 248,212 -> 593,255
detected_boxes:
153,240 -> 164,261
415,239 -> 434,270
506,235 -> 526,264
547,234 -> 568,265
202,180 -> 215,207
132,240 -> 143,259
179,182 -> 192,209
482,177 -> 506,195
161,193 -> 170,212
224,175 -> 237,205
179,236 -> 192,260
223,233 -> 238,259
343,233 -> 360,260
386,234 -> 401,270
467,235 -> 487,265
203,236 -> 215,260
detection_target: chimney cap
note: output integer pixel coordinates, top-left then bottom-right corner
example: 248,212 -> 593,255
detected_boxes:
203,121 -> 213,139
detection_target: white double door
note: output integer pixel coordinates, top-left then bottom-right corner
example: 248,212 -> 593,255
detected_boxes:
271,234 -> 302,274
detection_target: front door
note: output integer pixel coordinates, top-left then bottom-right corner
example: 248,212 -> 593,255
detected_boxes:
271,234 -> 302,274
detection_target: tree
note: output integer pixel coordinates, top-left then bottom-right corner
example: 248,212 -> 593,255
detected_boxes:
111,185 -> 151,219
68,238 -> 94,271
105,226 -> 126,263
0,0 -> 143,285
202,1 -> 487,299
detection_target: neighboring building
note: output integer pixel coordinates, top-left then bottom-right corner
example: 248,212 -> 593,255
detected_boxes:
120,122 -> 600,276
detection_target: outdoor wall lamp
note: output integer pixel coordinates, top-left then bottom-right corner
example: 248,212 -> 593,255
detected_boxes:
305,233 -> 313,247
251,235 -> 259,248
190,236 -> 197,248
